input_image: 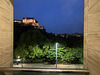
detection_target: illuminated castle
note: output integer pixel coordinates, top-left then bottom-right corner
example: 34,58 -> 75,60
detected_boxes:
14,17 -> 44,29
22,17 -> 39,27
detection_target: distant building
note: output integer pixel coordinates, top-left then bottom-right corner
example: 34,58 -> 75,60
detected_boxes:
14,17 -> 44,29
55,34 -> 69,38
55,34 -> 57,36
54,33 -> 82,38
22,17 -> 39,27
60,34 -> 65,37
60,34 -> 69,38
71,33 -> 83,37
14,20 -> 22,23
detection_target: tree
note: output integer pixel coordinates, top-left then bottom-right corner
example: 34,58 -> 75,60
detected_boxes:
14,43 -> 29,62
62,48 -> 83,64
28,45 -> 43,60
45,47 -> 65,63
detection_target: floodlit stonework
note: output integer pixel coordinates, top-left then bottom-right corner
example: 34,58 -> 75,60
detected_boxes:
84,0 -> 100,75
22,17 -> 39,27
0,0 -> 13,75
0,0 -> 13,67
14,17 -> 44,29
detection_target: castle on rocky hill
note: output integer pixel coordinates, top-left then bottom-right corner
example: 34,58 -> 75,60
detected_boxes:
14,17 -> 44,29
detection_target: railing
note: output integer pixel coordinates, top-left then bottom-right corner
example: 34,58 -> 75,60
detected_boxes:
0,67 -> 89,75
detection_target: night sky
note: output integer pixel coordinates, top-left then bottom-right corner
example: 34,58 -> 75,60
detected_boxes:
14,0 -> 84,34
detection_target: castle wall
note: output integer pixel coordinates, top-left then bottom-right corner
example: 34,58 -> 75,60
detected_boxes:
22,18 -> 35,24
22,18 -> 39,27
84,0 -> 100,75
0,0 -> 13,68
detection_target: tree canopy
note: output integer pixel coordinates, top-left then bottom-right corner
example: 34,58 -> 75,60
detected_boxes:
14,23 -> 83,64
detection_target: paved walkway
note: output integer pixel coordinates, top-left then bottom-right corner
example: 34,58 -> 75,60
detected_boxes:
13,63 -> 83,69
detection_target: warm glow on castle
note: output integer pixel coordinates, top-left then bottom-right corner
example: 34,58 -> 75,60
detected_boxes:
14,17 -> 44,29
22,17 -> 39,27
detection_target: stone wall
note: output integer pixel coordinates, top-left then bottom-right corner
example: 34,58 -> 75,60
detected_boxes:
84,0 -> 100,75
0,0 -> 13,67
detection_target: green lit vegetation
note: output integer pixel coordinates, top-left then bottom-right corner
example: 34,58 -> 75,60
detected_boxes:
14,23 -> 83,64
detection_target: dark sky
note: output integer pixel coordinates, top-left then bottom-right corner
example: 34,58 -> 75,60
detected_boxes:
14,0 -> 84,34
